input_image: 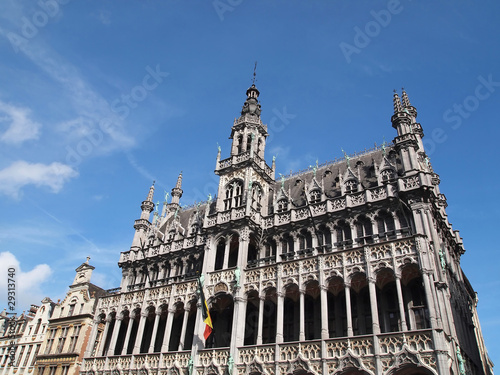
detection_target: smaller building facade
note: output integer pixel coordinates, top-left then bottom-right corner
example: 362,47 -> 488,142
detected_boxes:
34,260 -> 107,375
0,310 -> 31,373
0,298 -> 55,375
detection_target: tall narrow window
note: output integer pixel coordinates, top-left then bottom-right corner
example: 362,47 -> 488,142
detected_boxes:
56,327 -> 69,353
45,329 -> 57,354
23,345 -> 32,367
68,325 -> 81,353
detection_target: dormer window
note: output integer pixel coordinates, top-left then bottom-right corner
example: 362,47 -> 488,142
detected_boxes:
310,190 -> 321,204
345,179 -> 358,194
380,169 -> 395,183
277,199 -> 288,213
190,223 -> 198,236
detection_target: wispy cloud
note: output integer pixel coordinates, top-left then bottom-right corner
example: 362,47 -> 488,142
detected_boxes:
0,100 -> 41,144
0,160 -> 78,199
10,37 -> 135,153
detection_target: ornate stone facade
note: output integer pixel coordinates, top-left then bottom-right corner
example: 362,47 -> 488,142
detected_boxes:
80,85 -> 493,375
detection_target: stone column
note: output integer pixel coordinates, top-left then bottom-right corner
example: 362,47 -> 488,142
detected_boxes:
368,278 -> 381,334
276,292 -> 284,344
256,297 -> 265,345
299,289 -> 305,341
132,311 -> 147,354
84,317 -> 102,358
345,284 -> 353,337
161,308 -> 176,352
148,310 -> 161,353
320,286 -> 329,340
100,317 -> 112,356
422,271 -> 438,328
106,316 -> 122,356
230,294 -> 246,363
222,235 -> 231,269
121,312 -> 135,355
395,276 -> 408,331
178,308 -> 190,351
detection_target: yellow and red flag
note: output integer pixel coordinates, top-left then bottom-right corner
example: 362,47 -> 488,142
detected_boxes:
198,276 -> 213,340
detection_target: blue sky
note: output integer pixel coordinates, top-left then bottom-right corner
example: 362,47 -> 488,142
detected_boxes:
0,0 -> 498,364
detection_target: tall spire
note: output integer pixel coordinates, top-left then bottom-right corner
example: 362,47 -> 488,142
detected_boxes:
171,172 -> 183,206
146,181 -> 155,202
393,90 -> 403,114
401,88 -> 411,108
139,181 -> 155,220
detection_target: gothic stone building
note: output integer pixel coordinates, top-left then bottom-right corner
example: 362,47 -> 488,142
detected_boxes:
80,84 -> 493,375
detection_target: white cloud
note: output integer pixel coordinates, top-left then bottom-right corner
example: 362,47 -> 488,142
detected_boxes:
0,252 -> 52,312
0,160 -> 78,199
0,100 -> 41,144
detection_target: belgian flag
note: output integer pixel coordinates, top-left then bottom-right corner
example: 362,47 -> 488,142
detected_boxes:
198,276 -> 213,340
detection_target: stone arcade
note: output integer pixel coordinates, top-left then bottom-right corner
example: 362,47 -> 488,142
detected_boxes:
80,84 -> 493,375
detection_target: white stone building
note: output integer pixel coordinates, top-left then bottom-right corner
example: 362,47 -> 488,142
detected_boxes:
80,84 -> 493,375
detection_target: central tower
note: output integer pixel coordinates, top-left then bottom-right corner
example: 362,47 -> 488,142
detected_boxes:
214,84 -> 275,215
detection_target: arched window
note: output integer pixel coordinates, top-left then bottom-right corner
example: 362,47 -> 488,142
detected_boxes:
169,303 -> 185,351
228,234 -> 239,268
283,284 -> 300,342
153,305 -> 168,352
304,281 -> 321,340
34,319 -> 42,335
327,277 -> 347,338
377,211 -> 396,240
237,135 -> 243,154
350,273 -> 372,336
246,134 -> 252,152
247,236 -> 258,267
335,220 -> 352,249
376,269 -> 400,333
127,309 -> 141,354
317,225 -> 332,251
262,288 -> 277,344
355,215 -> 373,245
207,294 -> 234,348
224,180 -> 243,210
114,310 -> 129,355
244,291 -> 260,346
214,238 -> 225,271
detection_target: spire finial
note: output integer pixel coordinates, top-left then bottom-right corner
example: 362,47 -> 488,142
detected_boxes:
146,181 -> 155,202
401,87 -> 411,107
393,91 -> 403,114
252,61 -> 257,85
